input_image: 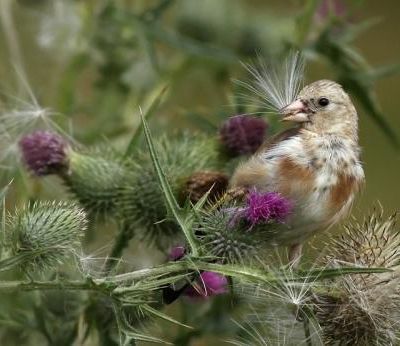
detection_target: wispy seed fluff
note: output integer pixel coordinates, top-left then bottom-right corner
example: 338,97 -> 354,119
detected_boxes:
236,51 -> 305,112
7,201 -> 87,272
314,210 -> 400,346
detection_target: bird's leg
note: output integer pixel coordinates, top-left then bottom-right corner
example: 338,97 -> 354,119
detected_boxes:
288,243 -> 303,268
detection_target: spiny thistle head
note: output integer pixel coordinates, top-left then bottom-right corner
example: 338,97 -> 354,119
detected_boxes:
64,149 -> 129,218
314,210 -> 400,345
184,271 -> 228,299
118,133 -> 220,246
7,201 -> 87,272
19,131 -> 69,176
196,190 -> 292,263
183,170 -> 229,203
219,115 -> 267,156
196,204 -> 274,264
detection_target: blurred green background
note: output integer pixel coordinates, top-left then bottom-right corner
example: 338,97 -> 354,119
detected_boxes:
0,1 -> 399,344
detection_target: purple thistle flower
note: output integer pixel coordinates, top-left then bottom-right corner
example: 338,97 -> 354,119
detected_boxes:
244,190 -> 292,225
219,115 -> 267,156
19,131 -> 69,176
168,245 -> 186,261
316,0 -> 346,20
184,271 -> 228,299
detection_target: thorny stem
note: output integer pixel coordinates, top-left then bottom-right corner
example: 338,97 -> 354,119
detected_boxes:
0,259 -> 391,295
0,278 -> 103,292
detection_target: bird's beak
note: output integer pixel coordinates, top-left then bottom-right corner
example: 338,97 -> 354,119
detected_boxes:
279,100 -> 309,122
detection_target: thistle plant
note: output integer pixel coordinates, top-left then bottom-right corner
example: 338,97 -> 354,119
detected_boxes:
196,190 -> 293,264
1,1 -> 399,345
20,131 -> 130,218
117,133 -> 221,245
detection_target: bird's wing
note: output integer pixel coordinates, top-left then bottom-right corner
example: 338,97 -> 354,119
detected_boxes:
231,126 -> 302,190
256,126 -> 302,154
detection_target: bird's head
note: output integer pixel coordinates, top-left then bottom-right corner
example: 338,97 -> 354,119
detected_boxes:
280,80 -> 358,137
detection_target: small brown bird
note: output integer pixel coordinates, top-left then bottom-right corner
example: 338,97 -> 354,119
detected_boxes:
231,79 -> 365,265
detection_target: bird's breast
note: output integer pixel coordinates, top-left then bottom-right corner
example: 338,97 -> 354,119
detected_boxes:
262,135 -> 364,241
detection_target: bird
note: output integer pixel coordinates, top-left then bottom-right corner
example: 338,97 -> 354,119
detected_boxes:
230,79 -> 365,266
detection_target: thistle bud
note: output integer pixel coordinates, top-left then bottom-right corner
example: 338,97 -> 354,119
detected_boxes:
64,150 -> 129,217
196,190 -> 292,263
168,245 -> 186,261
196,206 -> 267,264
219,115 -> 267,156
8,201 -> 87,272
183,170 -> 229,203
19,131 -> 69,176
184,271 -> 228,299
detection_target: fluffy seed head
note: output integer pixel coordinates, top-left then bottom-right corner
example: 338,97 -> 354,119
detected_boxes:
19,131 -> 69,176
184,271 -> 228,299
219,115 -> 267,155
183,170 -> 229,203
7,201 -> 87,272
237,51 -> 305,113
314,210 -> 400,345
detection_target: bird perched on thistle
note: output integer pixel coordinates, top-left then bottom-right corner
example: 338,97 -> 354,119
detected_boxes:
230,52 -> 365,265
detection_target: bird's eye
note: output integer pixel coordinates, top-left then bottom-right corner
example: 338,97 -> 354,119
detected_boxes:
318,97 -> 329,107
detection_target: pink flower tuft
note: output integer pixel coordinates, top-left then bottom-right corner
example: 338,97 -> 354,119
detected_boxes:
168,245 -> 186,261
19,131 -> 69,176
184,271 -> 228,299
245,190 -> 292,225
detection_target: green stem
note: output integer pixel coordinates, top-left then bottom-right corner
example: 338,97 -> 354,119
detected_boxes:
0,278 -> 100,292
103,224 -> 132,273
303,315 -> 312,346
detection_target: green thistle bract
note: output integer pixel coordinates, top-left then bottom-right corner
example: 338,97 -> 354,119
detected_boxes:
196,205 -> 272,264
8,201 -> 87,272
64,149 -> 129,218
118,134 -> 220,245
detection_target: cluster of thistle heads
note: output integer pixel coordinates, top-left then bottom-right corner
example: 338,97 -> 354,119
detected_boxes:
14,115 -> 400,344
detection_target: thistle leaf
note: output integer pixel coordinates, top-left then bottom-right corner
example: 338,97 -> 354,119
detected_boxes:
141,305 -> 193,329
139,108 -> 199,255
124,86 -> 168,158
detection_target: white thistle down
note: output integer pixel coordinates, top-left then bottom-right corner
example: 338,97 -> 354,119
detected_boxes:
236,51 -> 305,113
0,67 -> 75,172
